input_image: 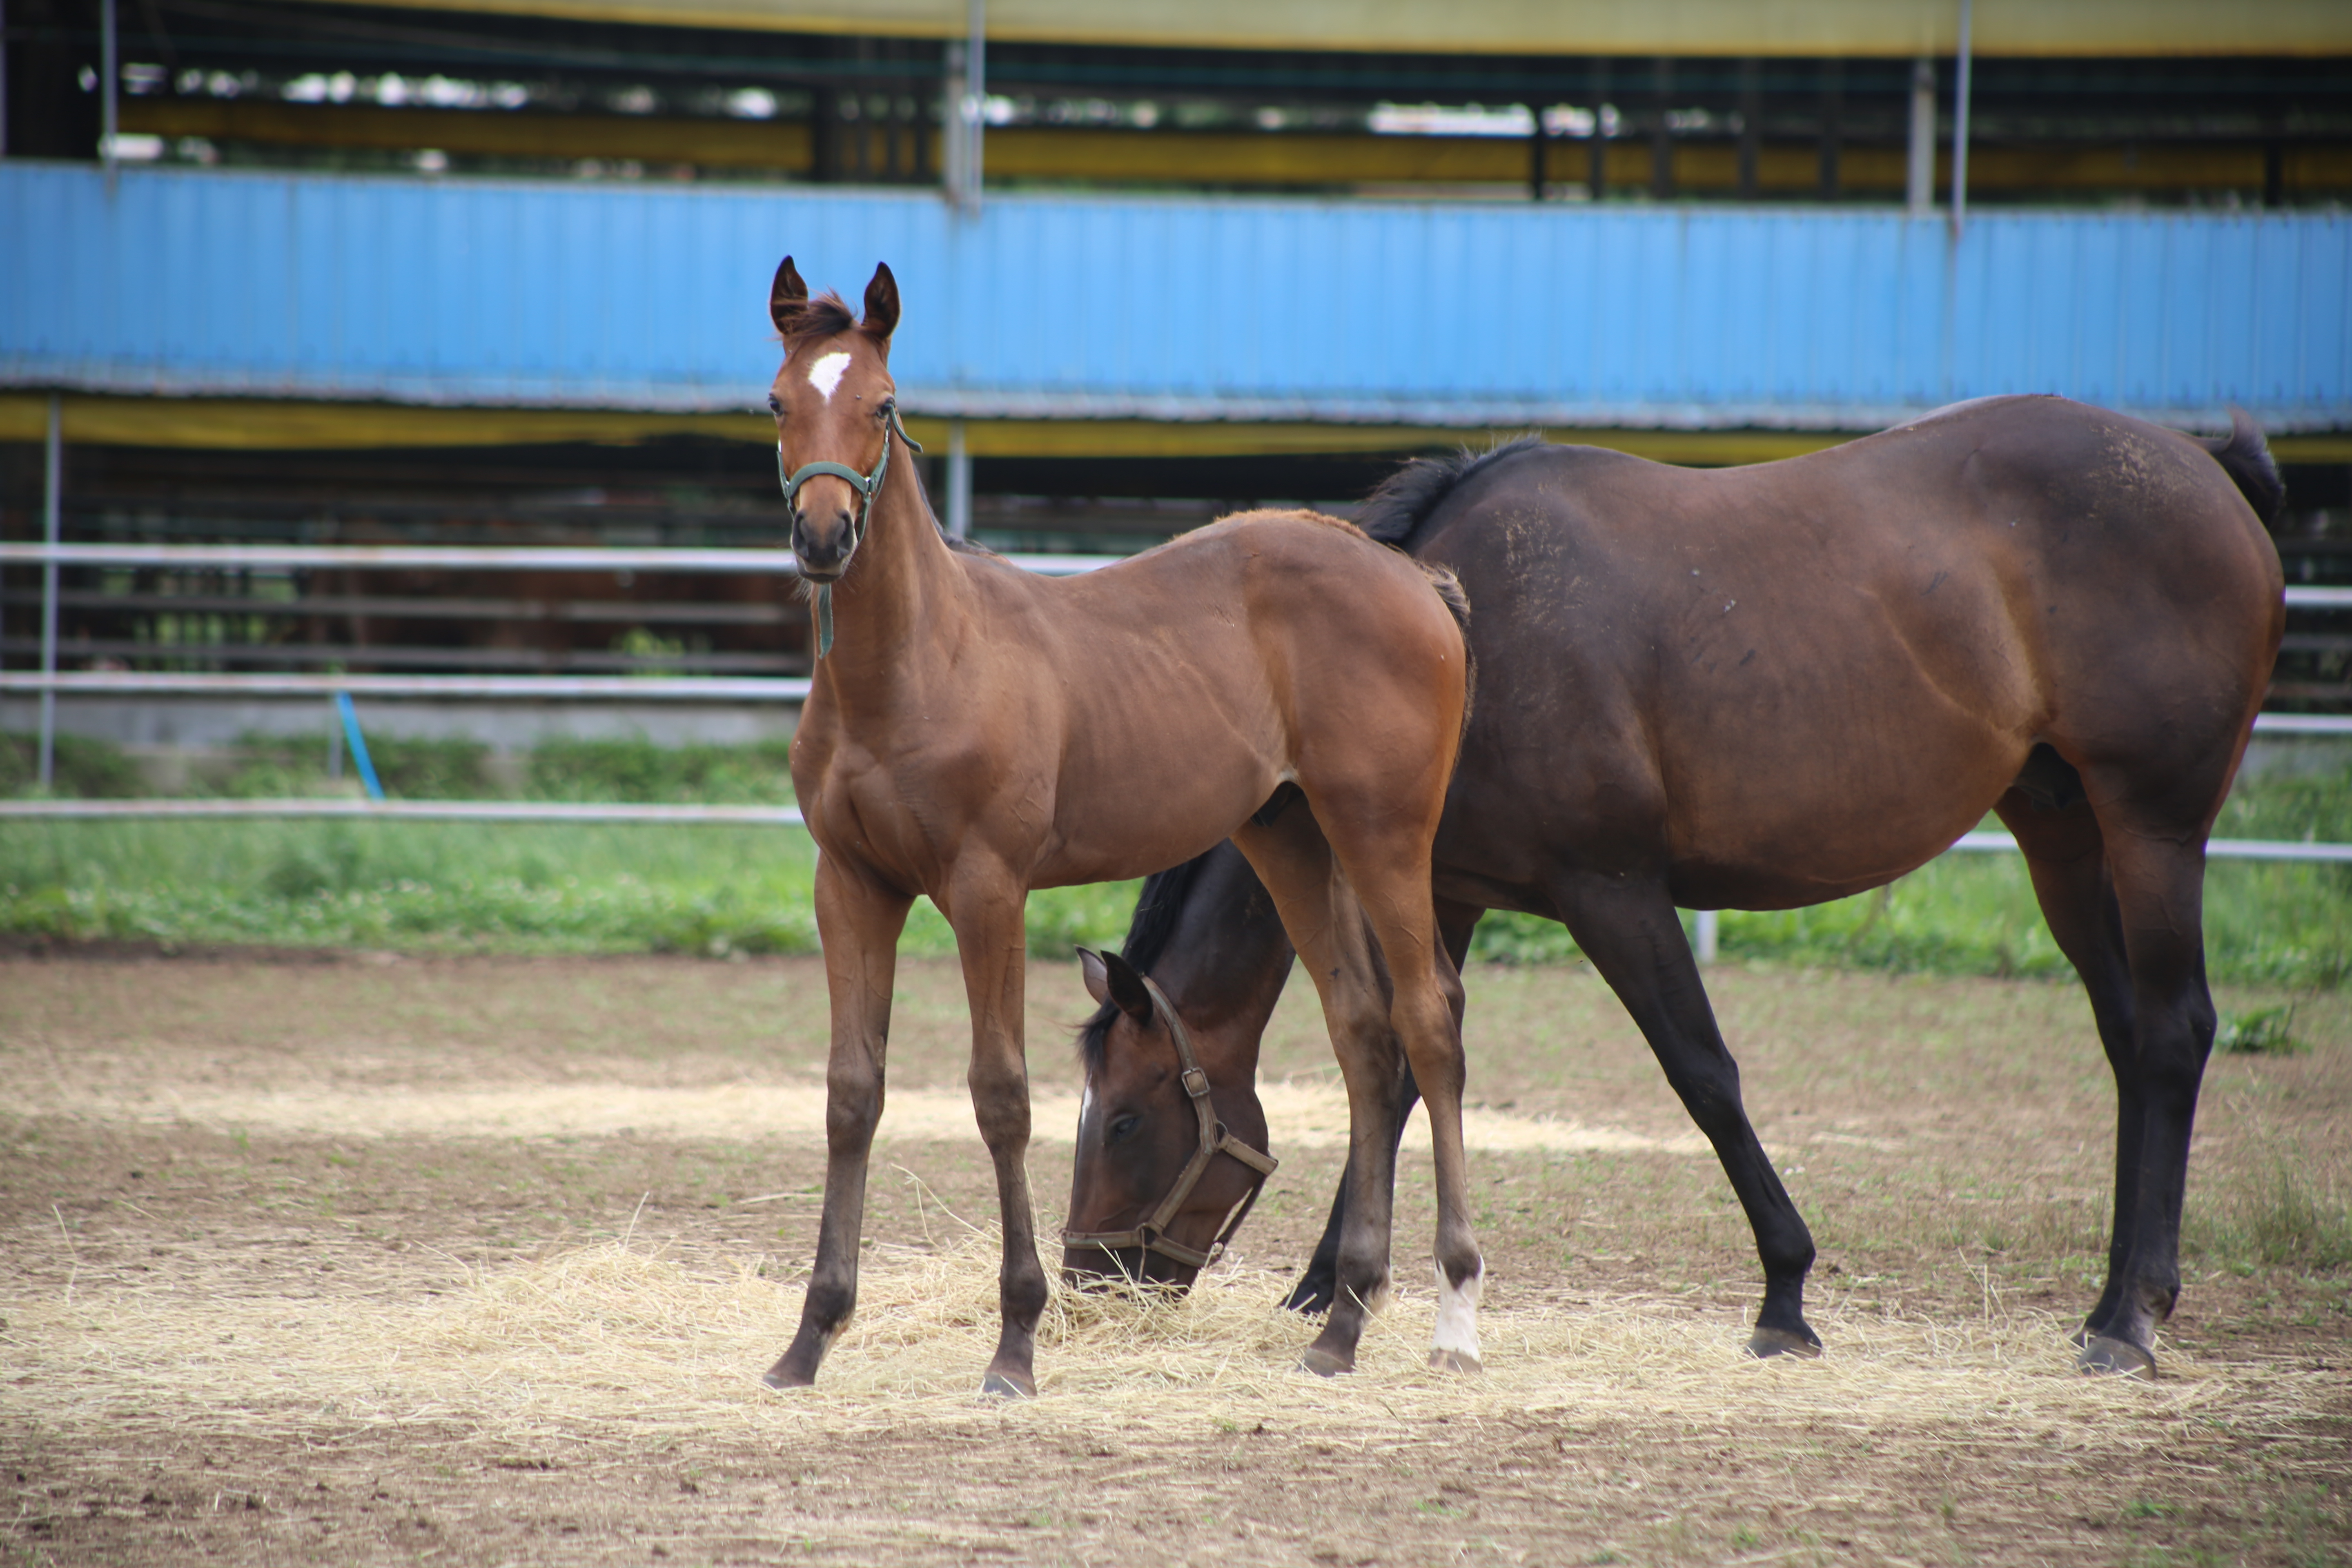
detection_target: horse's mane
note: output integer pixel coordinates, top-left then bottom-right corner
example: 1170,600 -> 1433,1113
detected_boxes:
1356,434 -> 1549,550
1075,850 -> 1218,1069
778,290 -> 863,351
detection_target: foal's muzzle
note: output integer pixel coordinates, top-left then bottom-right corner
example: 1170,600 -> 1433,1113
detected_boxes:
789,497 -> 856,581
1061,1240 -> 1196,1290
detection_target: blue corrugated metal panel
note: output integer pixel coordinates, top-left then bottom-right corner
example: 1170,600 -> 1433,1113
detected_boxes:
4,162 -> 2348,430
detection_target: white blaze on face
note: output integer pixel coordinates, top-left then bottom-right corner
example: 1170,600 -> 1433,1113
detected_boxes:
1432,1262 -> 1484,1364
806,351 -> 852,401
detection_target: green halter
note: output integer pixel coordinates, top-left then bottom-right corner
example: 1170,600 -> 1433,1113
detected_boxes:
779,404 -> 923,659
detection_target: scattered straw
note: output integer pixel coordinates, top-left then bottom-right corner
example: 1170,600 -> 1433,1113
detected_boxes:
3,1222 -> 2332,1464
24,1080 -> 1708,1155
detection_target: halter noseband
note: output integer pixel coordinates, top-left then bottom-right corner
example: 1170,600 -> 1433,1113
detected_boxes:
1061,974 -> 1281,1274
777,402 -> 922,659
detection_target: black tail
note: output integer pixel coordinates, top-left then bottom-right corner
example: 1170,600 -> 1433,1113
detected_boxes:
2200,408 -> 2285,528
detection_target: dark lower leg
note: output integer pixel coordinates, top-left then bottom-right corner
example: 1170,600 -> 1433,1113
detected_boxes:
2079,841 -> 2216,1378
1996,795 -> 2144,1345
1287,1065 -> 1419,1314
1558,874 -> 1817,1354
1302,1075 -> 1404,1374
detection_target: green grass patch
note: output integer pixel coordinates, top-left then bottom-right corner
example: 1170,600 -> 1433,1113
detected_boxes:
1468,759 -> 2352,989
1468,851 -> 2352,990
2186,1142 -> 2352,1272
2,732 -> 2347,982
0,731 -> 148,798
2218,1004 -> 2306,1056
0,817 -> 1136,959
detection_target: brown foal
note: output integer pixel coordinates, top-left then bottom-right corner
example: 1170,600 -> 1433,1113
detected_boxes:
758,258 -> 1477,1396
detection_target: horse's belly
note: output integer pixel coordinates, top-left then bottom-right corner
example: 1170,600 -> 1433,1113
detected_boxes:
1032,747 -> 1281,888
1662,711 -> 2027,908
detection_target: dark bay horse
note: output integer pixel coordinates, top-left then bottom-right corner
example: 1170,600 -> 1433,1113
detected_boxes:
760,259 -> 1480,1396
1062,398 -> 2286,1379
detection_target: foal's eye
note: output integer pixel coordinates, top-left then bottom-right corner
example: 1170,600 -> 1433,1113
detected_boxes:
1107,1114 -> 1142,1146
766,394 -> 782,415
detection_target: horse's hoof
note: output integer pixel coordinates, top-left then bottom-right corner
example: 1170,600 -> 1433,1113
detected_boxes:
1298,1344 -> 1354,1378
762,1356 -> 814,1390
1428,1348 -> 1483,1374
2075,1335 -> 2156,1380
1746,1325 -> 1824,1361
979,1370 -> 1036,1399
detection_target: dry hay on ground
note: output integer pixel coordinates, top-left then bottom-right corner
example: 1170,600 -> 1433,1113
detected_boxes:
7,1218 -> 2331,1472
20,1078 -> 1713,1156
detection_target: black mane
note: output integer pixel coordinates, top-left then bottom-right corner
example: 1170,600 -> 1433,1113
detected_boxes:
1075,849 -> 1217,1068
1356,434 -> 1548,551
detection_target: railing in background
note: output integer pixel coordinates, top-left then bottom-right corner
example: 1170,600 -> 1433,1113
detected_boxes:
0,541 -> 1119,780
5,540 -> 2347,949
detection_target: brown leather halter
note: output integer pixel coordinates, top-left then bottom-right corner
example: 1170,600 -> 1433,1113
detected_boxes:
1061,974 -> 1280,1273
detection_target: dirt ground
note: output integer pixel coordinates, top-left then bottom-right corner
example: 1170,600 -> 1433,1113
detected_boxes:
3,953 -> 2347,1566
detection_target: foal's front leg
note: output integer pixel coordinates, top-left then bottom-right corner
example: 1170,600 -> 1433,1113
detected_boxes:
767,853 -> 912,1389
945,864 -> 1052,1397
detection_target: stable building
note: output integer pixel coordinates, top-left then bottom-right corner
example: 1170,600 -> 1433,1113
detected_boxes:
3,0 -> 2349,760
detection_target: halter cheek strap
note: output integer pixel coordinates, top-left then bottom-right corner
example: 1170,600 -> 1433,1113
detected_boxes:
1060,974 -> 1281,1274
779,405 -> 923,659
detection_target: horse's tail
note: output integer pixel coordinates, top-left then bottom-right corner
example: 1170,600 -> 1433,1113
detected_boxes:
2198,408 -> 2285,529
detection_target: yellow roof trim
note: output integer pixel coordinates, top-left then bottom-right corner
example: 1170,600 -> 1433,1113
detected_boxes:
276,0 -> 2352,58
1,393 -> 1867,462
8,395 -> 2343,464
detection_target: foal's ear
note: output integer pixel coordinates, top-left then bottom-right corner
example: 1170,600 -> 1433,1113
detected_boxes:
769,255 -> 808,336
861,262 -> 900,343
1077,947 -> 1111,1007
1099,950 -> 1156,1024
1076,947 -> 1154,1022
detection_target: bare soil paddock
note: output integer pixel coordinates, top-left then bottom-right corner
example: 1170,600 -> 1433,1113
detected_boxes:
3,953 -> 2347,1566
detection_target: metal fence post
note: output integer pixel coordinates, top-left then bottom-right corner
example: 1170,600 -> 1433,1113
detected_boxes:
101,0 -> 119,191
1951,0 -> 1975,239
962,0 -> 985,214
1693,909 -> 1719,965
38,393 -> 61,790
1907,58 -> 1937,216
947,420 -> 971,539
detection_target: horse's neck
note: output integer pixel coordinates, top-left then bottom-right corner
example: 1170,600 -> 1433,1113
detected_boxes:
1157,860 -> 1298,1083
815,455 -> 968,693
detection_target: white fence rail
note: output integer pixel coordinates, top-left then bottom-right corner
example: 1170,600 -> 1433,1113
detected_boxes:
0,540 -> 1115,780
0,798 -> 801,824
0,543 -> 1121,575
0,800 -> 2339,865
0,672 -> 811,700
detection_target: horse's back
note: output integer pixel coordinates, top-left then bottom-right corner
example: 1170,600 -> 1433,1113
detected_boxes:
1412,398 -> 2281,907
977,510 -> 1466,886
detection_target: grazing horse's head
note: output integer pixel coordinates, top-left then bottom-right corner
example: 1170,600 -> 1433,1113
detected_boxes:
766,256 -> 902,582
1061,947 -> 1276,1292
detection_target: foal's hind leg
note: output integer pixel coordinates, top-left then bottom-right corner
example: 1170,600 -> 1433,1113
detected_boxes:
1286,898 -> 1479,1316
1232,811 -> 1418,1375
1994,792 -> 2143,1350
1281,814 -> 1485,1374
1552,870 -> 1820,1358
